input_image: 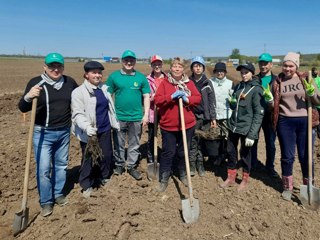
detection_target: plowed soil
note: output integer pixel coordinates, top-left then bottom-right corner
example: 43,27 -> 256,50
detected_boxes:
0,59 -> 319,240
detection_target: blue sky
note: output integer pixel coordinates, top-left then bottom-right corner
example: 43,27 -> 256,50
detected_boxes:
1,0 -> 319,59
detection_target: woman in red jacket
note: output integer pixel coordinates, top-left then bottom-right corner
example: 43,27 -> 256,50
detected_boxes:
154,57 -> 201,192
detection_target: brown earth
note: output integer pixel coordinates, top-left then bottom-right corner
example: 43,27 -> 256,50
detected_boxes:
0,59 -> 320,240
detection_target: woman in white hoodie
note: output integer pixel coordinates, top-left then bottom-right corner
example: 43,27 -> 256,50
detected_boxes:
71,61 -> 119,198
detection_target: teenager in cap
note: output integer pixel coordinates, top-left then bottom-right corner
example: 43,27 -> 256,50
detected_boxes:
209,62 -> 233,166
189,56 -> 216,177
146,55 -> 167,163
18,52 -> 78,216
220,63 -> 264,191
71,61 -> 119,198
251,53 -> 279,178
106,50 -> 150,181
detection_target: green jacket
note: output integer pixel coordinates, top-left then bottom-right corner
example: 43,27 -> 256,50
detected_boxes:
228,77 -> 264,139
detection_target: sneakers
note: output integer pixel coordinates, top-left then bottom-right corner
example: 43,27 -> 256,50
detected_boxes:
41,204 -> 53,217
82,187 -> 93,198
55,196 -> 68,206
114,166 -> 125,175
128,168 -> 142,181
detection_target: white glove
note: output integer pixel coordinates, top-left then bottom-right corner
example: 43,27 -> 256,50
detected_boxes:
245,138 -> 254,147
86,126 -> 97,136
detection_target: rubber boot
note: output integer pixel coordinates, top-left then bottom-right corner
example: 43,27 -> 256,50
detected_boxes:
179,170 -> 188,187
281,175 -> 293,201
303,177 -> 314,185
157,172 -> 171,192
189,161 -> 196,177
197,160 -> 205,177
220,169 -> 237,188
238,172 -> 249,191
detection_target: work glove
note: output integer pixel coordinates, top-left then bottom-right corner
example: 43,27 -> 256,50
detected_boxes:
303,79 -> 315,97
171,90 -> 185,100
262,85 -> 274,102
245,138 -> 255,147
182,94 -> 189,103
86,126 -> 97,137
229,96 -> 237,108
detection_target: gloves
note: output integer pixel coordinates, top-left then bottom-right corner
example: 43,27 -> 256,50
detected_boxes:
303,79 -> 315,96
229,96 -> 237,108
171,90 -> 185,100
262,85 -> 274,102
245,138 -> 255,147
182,94 -> 189,103
86,126 -> 97,136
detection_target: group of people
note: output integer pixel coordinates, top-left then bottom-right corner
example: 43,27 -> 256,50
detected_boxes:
19,50 -> 320,217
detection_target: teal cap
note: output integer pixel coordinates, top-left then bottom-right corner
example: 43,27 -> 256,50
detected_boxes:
122,50 -> 136,59
258,53 -> 272,62
45,53 -> 64,65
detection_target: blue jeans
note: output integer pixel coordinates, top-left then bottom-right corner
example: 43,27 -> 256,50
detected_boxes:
33,126 -> 70,206
251,113 -> 276,170
277,116 -> 315,178
113,121 -> 141,168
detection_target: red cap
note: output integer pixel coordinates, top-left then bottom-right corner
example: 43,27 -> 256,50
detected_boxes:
151,55 -> 163,63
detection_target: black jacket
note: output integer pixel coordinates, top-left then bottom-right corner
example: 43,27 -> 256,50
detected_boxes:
227,77 -> 264,139
19,75 -> 78,128
190,74 -> 216,121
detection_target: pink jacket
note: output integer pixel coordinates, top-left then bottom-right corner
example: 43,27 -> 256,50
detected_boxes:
147,72 -> 167,123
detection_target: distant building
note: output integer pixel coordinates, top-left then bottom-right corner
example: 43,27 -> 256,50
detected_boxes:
111,57 -> 120,63
103,56 -> 112,62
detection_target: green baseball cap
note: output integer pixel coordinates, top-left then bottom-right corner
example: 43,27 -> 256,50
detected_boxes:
258,53 -> 272,62
121,50 -> 136,59
45,53 -> 64,65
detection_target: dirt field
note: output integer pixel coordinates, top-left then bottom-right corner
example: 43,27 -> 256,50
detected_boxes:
0,58 -> 320,240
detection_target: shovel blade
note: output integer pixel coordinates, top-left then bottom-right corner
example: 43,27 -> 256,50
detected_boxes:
300,184 -> 320,209
13,207 -> 29,236
182,198 -> 200,224
147,162 -> 159,181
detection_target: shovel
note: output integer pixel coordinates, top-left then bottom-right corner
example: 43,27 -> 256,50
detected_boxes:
13,98 -> 37,235
147,108 -> 160,181
179,98 -> 200,223
300,71 -> 320,209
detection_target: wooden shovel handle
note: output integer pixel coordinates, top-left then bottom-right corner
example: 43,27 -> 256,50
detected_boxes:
153,107 -> 158,164
307,71 -> 313,186
178,98 -> 194,201
21,98 -> 37,210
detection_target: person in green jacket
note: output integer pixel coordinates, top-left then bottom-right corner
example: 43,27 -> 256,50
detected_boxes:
220,63 -> 264,191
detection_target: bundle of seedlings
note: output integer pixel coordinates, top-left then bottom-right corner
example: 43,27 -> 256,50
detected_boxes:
85,135 -> 103,166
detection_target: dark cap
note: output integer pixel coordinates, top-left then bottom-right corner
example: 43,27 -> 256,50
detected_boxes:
236,63 -> 255,74
213,62 -> 227,73
84,61 -> 105,72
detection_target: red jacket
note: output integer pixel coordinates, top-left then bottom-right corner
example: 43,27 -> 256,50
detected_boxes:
154,78 -> 201,131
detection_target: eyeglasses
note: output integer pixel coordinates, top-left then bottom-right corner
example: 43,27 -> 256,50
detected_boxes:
47,64 -> 64,71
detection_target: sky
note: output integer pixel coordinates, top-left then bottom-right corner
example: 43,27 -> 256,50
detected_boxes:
1,0 -> 320,59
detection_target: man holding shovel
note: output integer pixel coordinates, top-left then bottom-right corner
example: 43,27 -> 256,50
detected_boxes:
18,53 -> 78,217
